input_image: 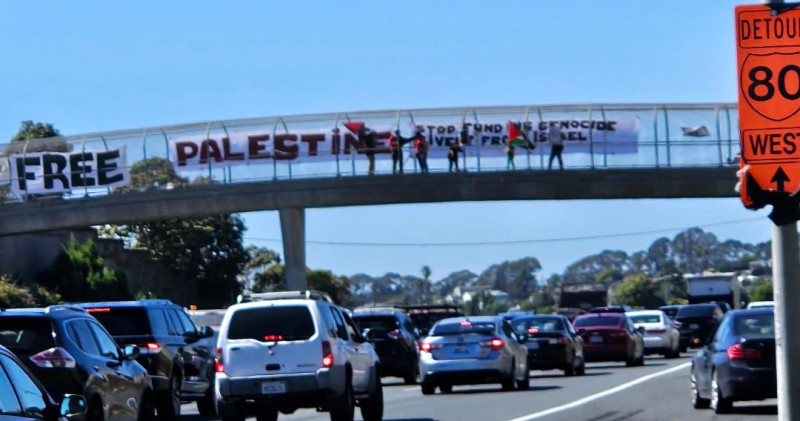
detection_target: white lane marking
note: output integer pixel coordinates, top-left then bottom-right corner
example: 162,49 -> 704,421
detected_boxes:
508,362 -> 691,421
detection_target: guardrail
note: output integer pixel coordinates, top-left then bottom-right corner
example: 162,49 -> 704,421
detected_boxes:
0,103 -> 740,204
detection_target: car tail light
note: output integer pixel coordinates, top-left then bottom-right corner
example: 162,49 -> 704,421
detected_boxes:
29,347 -> 76,369
460,320 -> 472,327
263,335 -> 283,342
139,342 -> 162,355
480,338 -> 504,350
386,329 -> 401,340
322,341 -> 333,368
727,344 -> 762,360
215,348 -> 225,373
85,308 -> 111,313
609,330 -> 628,338
419,342 -> 442,353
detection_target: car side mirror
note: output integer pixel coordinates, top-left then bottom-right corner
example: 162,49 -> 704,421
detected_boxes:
59,394 -> 86,419
199,326 -> 215,338
122,345 -> 140,360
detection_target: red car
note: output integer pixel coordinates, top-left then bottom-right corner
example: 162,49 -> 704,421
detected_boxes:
573,312 -> 645,367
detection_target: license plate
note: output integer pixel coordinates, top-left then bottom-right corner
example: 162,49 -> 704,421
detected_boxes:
453,346 -> 469,354
590,336 -> 603,344
690,324 -> 700,330
261,381 -> 286,394
527,341 -> 539,350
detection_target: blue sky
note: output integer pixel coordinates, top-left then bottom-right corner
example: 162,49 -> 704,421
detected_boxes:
0,1 -> 772,281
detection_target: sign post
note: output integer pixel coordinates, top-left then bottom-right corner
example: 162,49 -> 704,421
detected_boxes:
737,2 -> 800,419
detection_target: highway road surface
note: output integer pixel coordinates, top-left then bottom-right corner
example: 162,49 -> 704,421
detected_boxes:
183,354 -> 777,421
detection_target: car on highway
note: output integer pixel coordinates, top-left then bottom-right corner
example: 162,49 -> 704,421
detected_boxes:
511,315 -> 585,376
215,290 -> 383,421
690,308 -> 776,414
675,303 -> 724,350
352,308 -> 420,384
418,316 -> 529,395
627,310 -> 680,358
588,306 -> 630,314
659,304 -> 684,319
187,307 -> 227,344
0,344 -> 88,421
397,305 -> 463,336
499,311 -> 534,321
746,300 -> 774,309
79,300 -> 217,418
0,305 -> 154,421
573,312 -> 645,367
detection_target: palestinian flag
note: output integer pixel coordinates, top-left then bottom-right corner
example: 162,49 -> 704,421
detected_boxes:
343,121 -> 365,134
507,121 -> 530,149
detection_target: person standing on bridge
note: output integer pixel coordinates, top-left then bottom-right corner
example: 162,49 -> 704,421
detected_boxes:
414,131 -> 429,173
360,126 -> 377,176
548,122 -> 564,170
506,142 -> 515,170
448,134 -> 463,172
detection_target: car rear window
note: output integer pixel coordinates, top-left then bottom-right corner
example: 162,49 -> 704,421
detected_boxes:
676,305 -> 716,318
630,314 -> 661,324
0,317 -> 55,357
352,316 -> 398,332
431,321 -> 495,336
734,313 -> 775,336
574,316 -> 622,327
409,312 -> 460,333
228,306 -> 315,341
512,317 -> 563,334
85,307 -> 151,336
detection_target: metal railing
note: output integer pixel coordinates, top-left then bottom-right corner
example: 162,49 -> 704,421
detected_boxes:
0,103 -> 740,204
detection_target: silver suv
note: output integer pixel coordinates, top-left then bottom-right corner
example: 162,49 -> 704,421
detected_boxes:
419,316 -> 530,394
214,291 -> 383,421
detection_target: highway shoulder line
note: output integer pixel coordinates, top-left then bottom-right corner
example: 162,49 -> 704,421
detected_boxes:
508,361 -> 691,421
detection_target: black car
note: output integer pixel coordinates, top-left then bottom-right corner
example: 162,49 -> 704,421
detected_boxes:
352,308 -> 420,384
511,315 -> 586,376
0,344 -> 87,420
690,308 -> 776,414
0,306 -> 154,421
589,306 -> 630,314
79,300 -> 216,418
675,303 -> 724,350
397,305 -> 463,336
659,305 -> 684,319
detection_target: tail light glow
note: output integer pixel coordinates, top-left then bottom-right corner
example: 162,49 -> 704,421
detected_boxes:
214,348 -> 225,373
322,341 -> 333,368
420,342 -> 442,352
480,338 -> 505,350
263,335 -> 284,342
609,330 -> 628,338
528,327 -> 539,334
29,347 -> 76,369
727,344 -> 763,360
139,342 -> 162,354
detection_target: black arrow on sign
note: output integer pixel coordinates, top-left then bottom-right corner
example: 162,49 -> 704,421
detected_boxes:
771,166 -> 790,193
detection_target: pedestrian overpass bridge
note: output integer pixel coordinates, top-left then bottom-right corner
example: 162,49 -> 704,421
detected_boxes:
0,103 -> 740,289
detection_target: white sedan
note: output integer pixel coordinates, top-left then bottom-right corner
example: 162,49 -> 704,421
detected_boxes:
628,310 -> 680,358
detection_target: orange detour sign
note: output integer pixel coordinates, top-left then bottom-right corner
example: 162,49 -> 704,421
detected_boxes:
737,4 -> 800,222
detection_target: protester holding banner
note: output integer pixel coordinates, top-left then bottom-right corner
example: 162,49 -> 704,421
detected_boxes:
361,126 -> 377,176
548,123 -> 564,170
414,131 -> 429,173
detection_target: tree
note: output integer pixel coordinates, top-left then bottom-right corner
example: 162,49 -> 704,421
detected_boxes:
5,120 -> 69,155
102,157 -> 250,308
39,236 -> 130,302
612,274 -> 665,309
750,280 -> 773,302
249,264 -> 352,305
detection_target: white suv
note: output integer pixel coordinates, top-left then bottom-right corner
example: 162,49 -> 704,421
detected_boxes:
215,291 -> 383,421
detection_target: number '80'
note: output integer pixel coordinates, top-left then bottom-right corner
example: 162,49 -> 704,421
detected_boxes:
748,65 -> 800,101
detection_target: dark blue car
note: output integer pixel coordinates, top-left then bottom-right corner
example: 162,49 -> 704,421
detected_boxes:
690,308 -> 776,414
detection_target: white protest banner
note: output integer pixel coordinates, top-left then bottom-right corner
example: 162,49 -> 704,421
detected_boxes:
9,146 -> 130,195
412,117 -> 641,158
168,124 -> 398,169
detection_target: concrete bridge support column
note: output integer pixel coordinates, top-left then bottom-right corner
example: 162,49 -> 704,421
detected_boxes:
279,207 -> 307,291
